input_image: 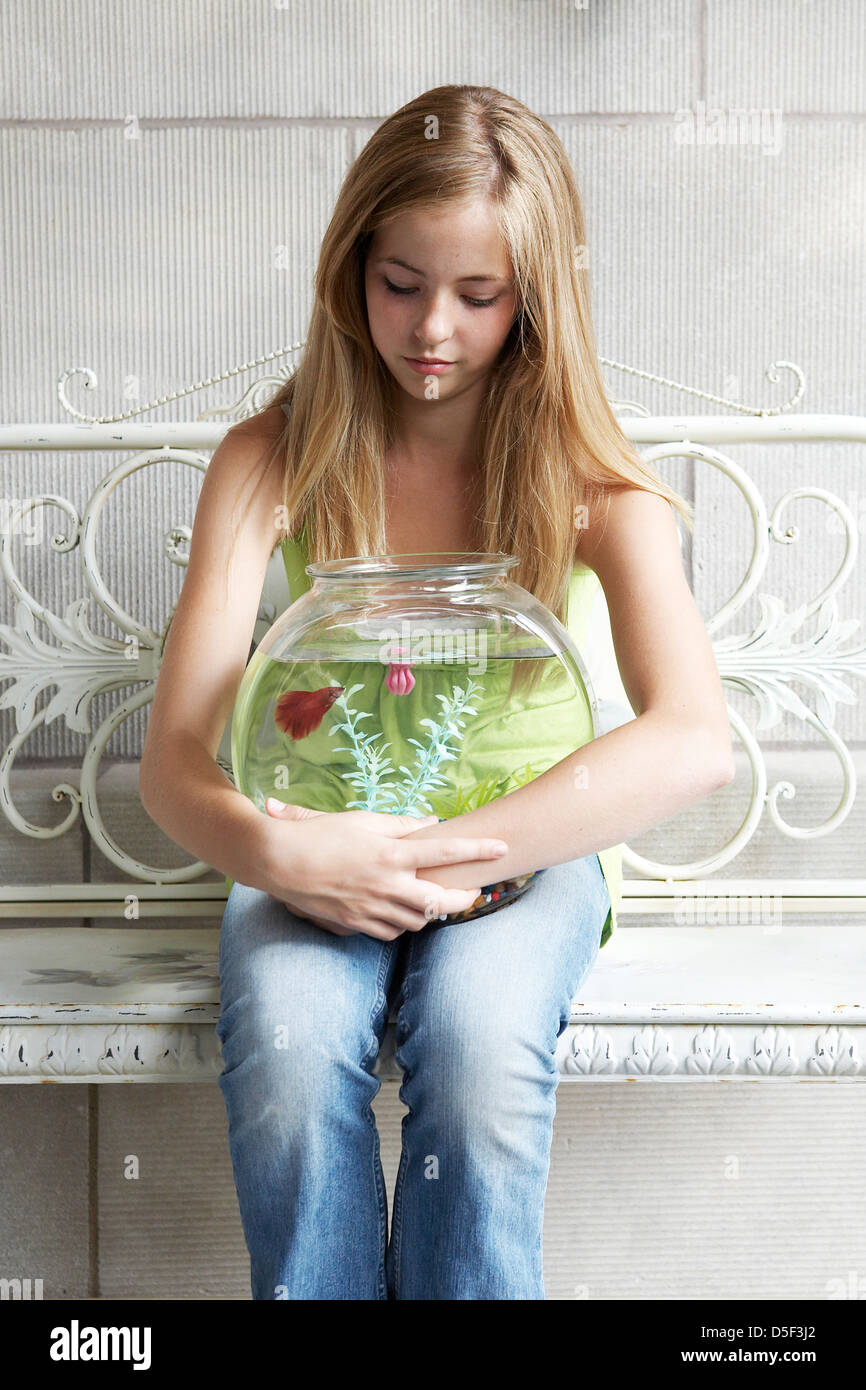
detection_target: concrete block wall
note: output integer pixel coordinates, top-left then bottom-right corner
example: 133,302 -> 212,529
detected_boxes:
1,0 -> 864,1299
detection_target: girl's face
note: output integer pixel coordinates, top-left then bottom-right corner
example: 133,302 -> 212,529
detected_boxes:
364,201 -> 518,398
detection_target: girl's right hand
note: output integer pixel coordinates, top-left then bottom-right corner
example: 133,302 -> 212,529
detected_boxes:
259,800 -> 509,940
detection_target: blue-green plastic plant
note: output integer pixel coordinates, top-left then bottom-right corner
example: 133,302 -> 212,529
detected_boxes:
328,676 -> 484,816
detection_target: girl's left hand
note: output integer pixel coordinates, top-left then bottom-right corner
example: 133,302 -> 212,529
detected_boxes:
306,913 -> 356,935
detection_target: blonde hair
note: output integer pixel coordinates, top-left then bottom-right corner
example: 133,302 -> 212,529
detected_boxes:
246,84 -> 692,699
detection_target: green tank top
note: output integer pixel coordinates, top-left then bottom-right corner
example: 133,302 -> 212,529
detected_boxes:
226,530 -> 623,948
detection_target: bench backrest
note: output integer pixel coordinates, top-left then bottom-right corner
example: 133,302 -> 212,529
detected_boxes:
1,413 -> 864,922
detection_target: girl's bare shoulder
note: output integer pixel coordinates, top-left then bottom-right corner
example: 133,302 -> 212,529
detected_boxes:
228,403 -> 288,446
574,486 -> 617,565
221,404 -> 290,516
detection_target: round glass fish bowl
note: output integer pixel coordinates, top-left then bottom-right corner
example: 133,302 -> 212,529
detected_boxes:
230,552 -> 600,925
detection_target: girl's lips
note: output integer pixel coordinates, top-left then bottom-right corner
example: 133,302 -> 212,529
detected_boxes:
404,357 -> 455,375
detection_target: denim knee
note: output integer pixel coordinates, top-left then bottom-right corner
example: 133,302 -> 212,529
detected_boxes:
216,883 -> 393,1090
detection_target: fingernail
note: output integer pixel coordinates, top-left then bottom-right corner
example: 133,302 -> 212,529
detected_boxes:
493,843 -> 508,854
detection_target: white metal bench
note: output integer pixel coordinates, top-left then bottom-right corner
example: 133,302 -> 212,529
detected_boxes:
2,397 -> 865,1083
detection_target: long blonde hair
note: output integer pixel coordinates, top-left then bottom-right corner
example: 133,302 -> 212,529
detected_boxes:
249,84 -> 692,699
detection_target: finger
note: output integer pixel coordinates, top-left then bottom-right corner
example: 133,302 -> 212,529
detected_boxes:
358,919 -> 407,941
372,902 -> 431,933
399,837 -> 508,868
305,913 -> 353,935
265,799 -> 324,819
306,917 -> 338,933
410,881 -> 485,918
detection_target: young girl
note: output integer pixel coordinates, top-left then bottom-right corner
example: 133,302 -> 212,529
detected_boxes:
140,84 -> 733,1300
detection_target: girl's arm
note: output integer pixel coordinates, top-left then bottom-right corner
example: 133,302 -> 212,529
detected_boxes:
139,409 -> 289,885
404,486 -> 735,889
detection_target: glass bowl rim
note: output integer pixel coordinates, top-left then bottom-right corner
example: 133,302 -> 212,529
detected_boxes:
304,551 -> 520,581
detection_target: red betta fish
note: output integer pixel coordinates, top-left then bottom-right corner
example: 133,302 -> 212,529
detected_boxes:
274,685 -> 344,740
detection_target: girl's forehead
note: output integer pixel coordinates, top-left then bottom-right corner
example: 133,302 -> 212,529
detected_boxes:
368,209 -> 513,277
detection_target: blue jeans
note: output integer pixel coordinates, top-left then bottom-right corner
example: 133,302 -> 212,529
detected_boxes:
215,852 -> 609,1300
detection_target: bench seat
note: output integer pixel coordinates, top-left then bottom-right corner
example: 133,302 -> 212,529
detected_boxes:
1,922 -> 863,1083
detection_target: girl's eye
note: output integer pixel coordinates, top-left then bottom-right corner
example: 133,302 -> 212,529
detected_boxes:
383,276 -> 498,309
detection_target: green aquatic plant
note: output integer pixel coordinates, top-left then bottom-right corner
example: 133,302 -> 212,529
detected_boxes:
425,761 -> 541,818
328,677 -> 484,816
324,683 -> 397,812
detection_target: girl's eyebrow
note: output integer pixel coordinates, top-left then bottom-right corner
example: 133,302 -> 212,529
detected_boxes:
376,256 -> 506,284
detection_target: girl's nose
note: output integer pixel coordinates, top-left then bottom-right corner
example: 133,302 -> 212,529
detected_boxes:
413,294 -> 453,345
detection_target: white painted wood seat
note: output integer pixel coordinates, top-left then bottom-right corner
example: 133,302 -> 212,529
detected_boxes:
1,914 -> 864,1082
